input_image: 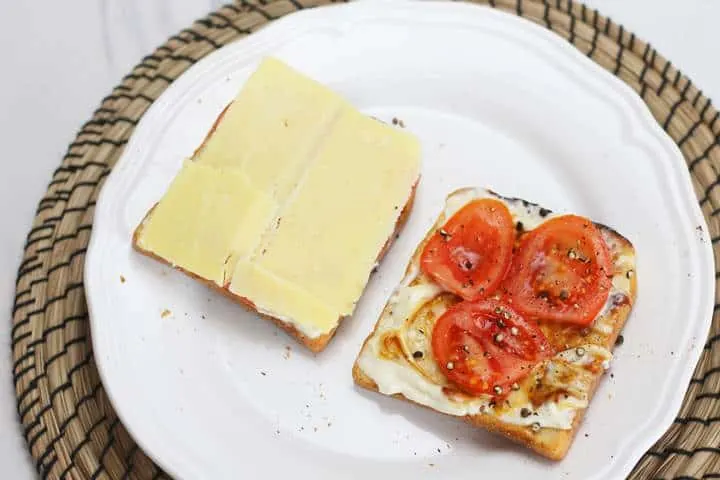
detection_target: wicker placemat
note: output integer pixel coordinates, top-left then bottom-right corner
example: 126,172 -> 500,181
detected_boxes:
11,0 -> 720,478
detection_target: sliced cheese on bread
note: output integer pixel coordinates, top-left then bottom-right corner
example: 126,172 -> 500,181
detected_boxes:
134,57 -> 421,352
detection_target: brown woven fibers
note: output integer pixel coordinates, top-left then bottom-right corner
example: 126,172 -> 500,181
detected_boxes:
10,0 -> 720,478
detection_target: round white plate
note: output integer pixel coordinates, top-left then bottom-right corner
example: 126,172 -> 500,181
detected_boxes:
86,2 -> 715,479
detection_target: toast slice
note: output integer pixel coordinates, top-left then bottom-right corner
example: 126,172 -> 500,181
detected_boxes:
132,57 -> 421,352
353,187 -> 636,459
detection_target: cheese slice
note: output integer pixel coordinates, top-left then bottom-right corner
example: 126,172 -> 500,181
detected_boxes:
135,57 -> 421,346
135,160 -> 276,285
230,107 -> 420,331
194,57 -> 346,202
229,262 -> 340,337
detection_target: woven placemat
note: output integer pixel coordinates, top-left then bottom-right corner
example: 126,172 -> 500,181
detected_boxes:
11,0 -> 720,478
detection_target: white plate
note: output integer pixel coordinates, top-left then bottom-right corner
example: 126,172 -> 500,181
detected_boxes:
85,2 -> 715,479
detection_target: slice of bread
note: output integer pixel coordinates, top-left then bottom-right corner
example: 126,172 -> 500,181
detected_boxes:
353,187 -> 636,459
132,57 -> 421,352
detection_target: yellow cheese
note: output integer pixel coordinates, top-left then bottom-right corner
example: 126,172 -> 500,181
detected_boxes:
229,107 -> 420,331
136,57 -> 421,342
194,57 -> 345,202
135,160 -> 276,285
230,261 -> 339,337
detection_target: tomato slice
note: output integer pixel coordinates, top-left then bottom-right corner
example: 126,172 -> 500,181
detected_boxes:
431,299 -> 554,397
503,215 -> 612,327
420,198 -> 514,301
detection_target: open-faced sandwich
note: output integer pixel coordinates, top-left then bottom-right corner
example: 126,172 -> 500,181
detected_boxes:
133,57 -> 421,352
353,187 -> 636,459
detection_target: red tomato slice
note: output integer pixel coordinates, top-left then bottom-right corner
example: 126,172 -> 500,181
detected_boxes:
420,198 -> 514,301
431,299 -> 554,396
503,215 -> 613,327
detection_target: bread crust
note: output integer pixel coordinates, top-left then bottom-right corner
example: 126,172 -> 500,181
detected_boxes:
132,180 -> 417,353
352,188 -> 637,459
133,92 -> 420,353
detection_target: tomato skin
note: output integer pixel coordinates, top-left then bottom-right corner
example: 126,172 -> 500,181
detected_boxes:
431,299 -> 554,397
503,215 -> 613,327
420,199 -> 515,301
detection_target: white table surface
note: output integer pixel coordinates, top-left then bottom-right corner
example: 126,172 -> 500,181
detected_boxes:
1,1 -> 718,478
